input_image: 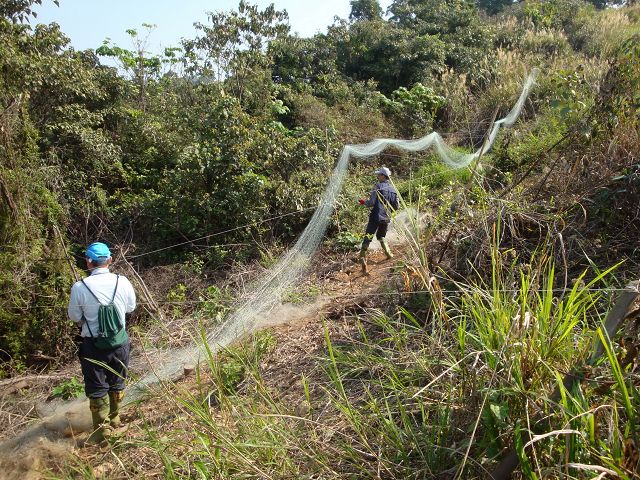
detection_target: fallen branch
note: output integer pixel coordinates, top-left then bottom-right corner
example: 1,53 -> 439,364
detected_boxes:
0,374 -> 65,388
118,252 -> 164,320
0,373 -> 67,396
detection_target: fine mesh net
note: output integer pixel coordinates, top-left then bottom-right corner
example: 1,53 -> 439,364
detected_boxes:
133,69 -> 539,392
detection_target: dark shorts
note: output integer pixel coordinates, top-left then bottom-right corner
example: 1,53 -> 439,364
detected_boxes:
363,218 -> 389,243
79,338 -> 130,399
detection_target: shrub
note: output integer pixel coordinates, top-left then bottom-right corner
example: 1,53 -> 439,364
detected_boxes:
379,83 -> 446,136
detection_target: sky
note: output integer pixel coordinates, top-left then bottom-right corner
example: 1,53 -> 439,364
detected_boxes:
33,0 -> 393,55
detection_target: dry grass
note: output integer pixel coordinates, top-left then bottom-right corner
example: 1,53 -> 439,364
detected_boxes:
588,7 -> 640,57
0,371 -> 76,442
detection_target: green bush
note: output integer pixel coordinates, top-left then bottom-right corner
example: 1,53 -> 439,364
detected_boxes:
379,83 -> 446,136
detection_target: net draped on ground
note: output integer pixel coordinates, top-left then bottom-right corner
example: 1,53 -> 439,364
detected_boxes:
133,68 -> 540,392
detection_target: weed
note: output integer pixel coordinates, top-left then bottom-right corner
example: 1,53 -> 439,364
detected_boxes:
49,378 -> 84,400
282,284 -> 322,304
196,284 -> 230,323
166,283 -> 188,319
332,230 -> 363,253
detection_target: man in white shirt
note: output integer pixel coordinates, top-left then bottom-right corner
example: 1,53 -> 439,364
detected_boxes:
68,242 -> 136,443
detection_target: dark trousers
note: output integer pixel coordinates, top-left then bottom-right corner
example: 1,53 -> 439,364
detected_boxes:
79,338 -> 130,399
362,218 -> 389,249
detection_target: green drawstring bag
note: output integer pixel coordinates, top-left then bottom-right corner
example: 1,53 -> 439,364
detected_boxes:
81,275 -> 129,350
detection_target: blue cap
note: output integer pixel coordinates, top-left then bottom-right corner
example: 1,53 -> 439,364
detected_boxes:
85,242 -> 111,262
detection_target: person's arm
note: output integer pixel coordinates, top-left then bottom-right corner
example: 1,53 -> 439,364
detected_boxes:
124,278 -> 136,313
67,283 -> 84,324
364,186 -> 378,207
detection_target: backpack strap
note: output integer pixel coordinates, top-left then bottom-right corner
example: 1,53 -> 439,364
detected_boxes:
83,315 -> 95,338
110,276 -> 123,330
111,275 -> 120,304
80,280 -> 99,339
80,278 -> 101,304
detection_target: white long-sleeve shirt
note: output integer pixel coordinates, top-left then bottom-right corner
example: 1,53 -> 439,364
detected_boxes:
68,268 -> 136,338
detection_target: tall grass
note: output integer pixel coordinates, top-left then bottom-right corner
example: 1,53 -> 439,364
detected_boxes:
52,244 -> 639,479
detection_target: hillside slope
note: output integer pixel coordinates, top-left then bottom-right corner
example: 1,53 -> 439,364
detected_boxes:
1,0 -> 639,478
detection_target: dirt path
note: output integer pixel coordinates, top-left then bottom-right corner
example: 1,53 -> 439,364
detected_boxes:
258,249 -> 401,329
0,232 -> 408,479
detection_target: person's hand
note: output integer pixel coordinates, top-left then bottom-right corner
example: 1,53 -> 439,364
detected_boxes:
358,198 -> 365,205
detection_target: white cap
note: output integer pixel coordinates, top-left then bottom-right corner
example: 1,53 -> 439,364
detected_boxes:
374,167 -> 391,178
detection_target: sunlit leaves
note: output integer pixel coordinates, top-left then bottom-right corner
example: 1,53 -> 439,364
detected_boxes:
183,0 -> 289,93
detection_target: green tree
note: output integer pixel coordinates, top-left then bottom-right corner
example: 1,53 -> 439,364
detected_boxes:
349,0 -> 383,21
270,33 -> 343,96
388,0 -> 493,79
96,24 -> 164,110
0,9 -> 80,366
0,0 -> 57,23
183,1 -> 289,103
379,83 -> 446,135
476,0 -> 516,14
334,18 -> 447,94
389,0 -> 479,33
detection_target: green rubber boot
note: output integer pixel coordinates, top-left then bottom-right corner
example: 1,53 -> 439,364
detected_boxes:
108,390 -> 125,428
380,239 -> 394,259
87,396 -> 110,444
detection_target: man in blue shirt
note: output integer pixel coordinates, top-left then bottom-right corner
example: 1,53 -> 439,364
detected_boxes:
68,242 -> 136,443
358,167 -> 399,274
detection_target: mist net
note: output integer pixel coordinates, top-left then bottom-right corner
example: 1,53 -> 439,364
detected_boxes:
133,69 -> 539,391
